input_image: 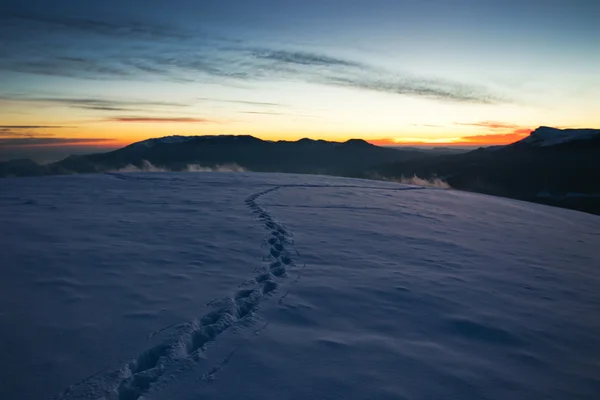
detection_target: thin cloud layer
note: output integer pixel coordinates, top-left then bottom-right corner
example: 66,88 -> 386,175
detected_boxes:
0,124 -> 110,146
197,98 -> 284,107
0,12 -> 508,105
7,12 -> 192,41
454,121 -> 534,143
253,50 -> 364,68
326,76 -> 502,104
33,97 -> 186,108
108,117 -> 212,123
0,130 -> 54,138
0,96 -> 188,113
456,121 -> 526,130
0,126 -> 68,140
0,125 -> 67,129
0,137 -> 114,146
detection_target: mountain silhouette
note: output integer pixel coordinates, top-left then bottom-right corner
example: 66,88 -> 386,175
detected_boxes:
0,135 -> 426,177
376,127 -> 600,214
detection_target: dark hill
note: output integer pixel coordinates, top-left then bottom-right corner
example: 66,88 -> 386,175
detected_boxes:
375,127 -> 600,214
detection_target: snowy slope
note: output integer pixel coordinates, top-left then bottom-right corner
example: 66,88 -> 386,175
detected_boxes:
1,172 -> 599,400
518,126 -> 600,147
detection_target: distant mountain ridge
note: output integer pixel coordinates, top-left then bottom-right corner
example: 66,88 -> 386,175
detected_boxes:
0,135 -> 426,178
2,127 -> 599,214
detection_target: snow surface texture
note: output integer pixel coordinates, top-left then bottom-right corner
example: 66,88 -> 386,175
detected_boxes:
1,172 -> 600,400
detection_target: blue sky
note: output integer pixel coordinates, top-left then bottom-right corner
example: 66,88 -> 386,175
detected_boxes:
1,0 -> 599,160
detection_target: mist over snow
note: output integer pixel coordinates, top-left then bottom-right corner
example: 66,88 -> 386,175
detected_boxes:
1,172 -> 599,400
112,160 -> 247,173
392,175 -> 451,189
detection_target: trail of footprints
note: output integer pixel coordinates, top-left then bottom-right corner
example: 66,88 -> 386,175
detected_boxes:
58,186 -> 296,400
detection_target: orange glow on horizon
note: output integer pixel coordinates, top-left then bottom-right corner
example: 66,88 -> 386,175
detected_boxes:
1,130 -> 535,150
368,129 -> 533,147
0,117 -> 549,150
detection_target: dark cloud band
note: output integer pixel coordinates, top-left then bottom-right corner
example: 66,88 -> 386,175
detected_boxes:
0,12 -> 507,105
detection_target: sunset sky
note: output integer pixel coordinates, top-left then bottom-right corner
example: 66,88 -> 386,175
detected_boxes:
1,0 -> 599,161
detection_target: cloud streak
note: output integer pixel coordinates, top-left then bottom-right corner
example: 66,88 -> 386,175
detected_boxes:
240,111 -> 318,118
36,97 -> 186,108
197,98 -> 284,107
326,76 -> 502,104
454,121 -> 534,142
253,50 -> 364,68
7,13 -> 192,41
0,126 -> 66,139
107,117 -> 212,123
456,121 -> 526,130
0,137 -> 115,146
0,125 -> 67,129
0,12 -> 509,105
410,124 -> 445,128
0,131 -> 54,138
0,124 -> 111,146
1,96 -> 188,112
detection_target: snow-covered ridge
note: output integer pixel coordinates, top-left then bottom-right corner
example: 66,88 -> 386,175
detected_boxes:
129,135 -> 197,148
127,135 -> 270,150
130,135 -> 253,148
519,126 -> 600,147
